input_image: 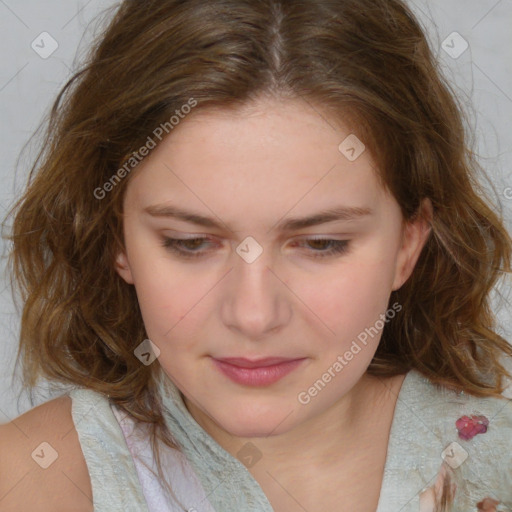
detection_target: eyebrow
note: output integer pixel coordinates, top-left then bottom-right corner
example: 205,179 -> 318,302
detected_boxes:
144,204 -> 373,232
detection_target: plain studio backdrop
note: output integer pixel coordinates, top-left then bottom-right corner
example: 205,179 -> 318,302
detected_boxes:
0,0 -> 511,419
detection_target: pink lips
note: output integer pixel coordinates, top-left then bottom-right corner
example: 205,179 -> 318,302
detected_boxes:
212,357 -> 306,386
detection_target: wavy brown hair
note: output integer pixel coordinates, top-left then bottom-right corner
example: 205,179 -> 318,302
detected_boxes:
5,0 -> 512,510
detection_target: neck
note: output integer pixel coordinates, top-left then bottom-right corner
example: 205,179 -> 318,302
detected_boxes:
183,372 -> 407,471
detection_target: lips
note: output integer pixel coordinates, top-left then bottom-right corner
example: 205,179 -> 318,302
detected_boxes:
214,357 -> 300,368
211,356 -> 306,386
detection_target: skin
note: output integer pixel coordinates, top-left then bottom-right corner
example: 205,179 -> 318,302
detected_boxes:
115,96 -> 433,508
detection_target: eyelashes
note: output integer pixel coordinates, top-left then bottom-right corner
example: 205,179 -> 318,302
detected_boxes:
161,236 -> 350,260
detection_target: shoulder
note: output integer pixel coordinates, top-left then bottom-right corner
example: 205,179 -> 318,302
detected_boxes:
0,394 -> 93,512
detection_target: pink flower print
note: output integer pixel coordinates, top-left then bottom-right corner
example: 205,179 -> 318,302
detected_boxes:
477,497 -> 500,511
455,414 -> 489,441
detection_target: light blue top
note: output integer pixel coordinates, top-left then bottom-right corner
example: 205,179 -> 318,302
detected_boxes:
69,369 -> 512,511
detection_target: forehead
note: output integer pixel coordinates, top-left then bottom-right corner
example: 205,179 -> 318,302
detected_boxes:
124,98 -> 387,222
165,97 -> 355,154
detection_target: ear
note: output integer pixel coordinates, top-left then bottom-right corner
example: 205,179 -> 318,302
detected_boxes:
115,250 -> 135,284
391,198 -> 433,292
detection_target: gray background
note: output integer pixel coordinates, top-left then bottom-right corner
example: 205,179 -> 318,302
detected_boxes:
1,0 -> 511,420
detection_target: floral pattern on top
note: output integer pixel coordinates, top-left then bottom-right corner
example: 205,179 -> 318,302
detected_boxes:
456,415 -> 489,441
419,413 -> 507,512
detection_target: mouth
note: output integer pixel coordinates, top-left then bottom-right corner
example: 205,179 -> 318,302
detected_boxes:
215,356 -> 302,368
211,356 -> 307,387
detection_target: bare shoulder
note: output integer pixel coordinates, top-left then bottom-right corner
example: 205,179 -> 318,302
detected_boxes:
0,394 -> 93,512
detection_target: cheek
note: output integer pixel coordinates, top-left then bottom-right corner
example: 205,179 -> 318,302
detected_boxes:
135,276 -> 193,341
133,274 -> 204,374
123,240 -> 193,340
300,251 -> 397,339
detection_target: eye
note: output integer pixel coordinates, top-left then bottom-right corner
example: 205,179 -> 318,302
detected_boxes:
161,236 -> 351,259
161,237 -> 216,258
295,237 -> 350,258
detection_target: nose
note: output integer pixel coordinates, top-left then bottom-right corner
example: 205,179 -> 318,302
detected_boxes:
221,250 -> 291,340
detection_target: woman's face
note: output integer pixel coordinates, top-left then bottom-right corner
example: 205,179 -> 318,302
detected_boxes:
115,97 -> 431,437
